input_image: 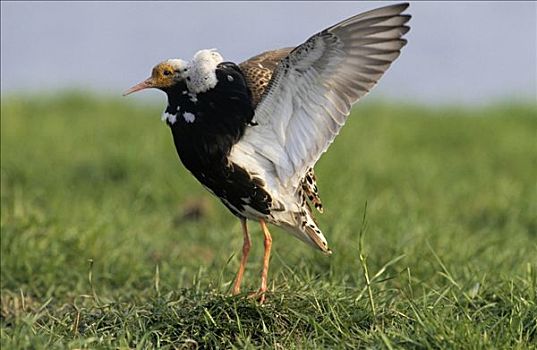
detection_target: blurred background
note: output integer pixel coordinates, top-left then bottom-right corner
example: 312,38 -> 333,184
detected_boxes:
1,1 -> 536,104
1,3 -> 536,347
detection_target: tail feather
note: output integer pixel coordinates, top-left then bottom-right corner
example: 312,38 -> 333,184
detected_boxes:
303,220 -> 332,254
301,168 -> 324,213
281,210 -> 331,254
273,169 -> 331,253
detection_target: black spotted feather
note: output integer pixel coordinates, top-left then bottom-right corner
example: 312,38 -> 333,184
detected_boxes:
162,63 -> 274,218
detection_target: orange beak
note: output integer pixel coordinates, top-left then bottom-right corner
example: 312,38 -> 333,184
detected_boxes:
123,77 -> 154,96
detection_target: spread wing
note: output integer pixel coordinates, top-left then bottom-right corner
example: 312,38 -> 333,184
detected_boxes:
239,48 -> 293,107
232,3 -> 411,190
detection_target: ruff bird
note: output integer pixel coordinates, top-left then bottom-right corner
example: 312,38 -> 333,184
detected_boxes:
124,3 -> 411,302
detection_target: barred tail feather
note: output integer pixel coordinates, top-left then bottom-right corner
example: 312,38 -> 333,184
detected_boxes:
301,168 -> 324,213
280,210 -> 331,254
303,221 -> 332,255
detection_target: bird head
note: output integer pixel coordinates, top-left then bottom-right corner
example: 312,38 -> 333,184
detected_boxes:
123,59 -> 188,96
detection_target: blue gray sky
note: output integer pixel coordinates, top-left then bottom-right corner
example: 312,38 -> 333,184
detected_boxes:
1,1 -> 536,104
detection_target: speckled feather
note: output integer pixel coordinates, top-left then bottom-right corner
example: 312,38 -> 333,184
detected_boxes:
229,3 -> 410,252
239,48 -> 293,107
162,62 -> 279,219
156,3 -> 410,254
239,49 -> 324,215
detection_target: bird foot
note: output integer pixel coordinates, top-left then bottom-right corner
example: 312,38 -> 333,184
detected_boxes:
247,288 -> 267,304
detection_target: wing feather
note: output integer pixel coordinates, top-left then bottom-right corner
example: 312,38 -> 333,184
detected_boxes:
231,3 -> 411,191
238,48 -> 293,107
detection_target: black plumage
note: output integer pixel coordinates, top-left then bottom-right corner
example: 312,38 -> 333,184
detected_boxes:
163,62 -> 273,218
124,3 -> 411,302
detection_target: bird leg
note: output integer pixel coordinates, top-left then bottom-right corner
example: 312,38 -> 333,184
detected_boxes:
255,219 -> 272,303
232,218 -> 250,295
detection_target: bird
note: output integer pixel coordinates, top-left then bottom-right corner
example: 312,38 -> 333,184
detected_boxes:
124,3 -> 411,303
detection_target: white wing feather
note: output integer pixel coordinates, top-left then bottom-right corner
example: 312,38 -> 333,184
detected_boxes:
230,3 -> 411,192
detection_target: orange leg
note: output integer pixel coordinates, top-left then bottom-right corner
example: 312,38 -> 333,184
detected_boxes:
232,218 -> 250,295
257,219 -> 272,303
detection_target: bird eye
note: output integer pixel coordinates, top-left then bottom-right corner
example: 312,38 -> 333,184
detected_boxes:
163,70 -> 172,76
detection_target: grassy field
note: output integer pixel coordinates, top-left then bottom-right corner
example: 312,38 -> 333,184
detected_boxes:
1,93 -> 536,349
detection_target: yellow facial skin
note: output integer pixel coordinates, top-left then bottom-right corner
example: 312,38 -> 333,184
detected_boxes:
149,62 -> 178,89
123,61 -> 184,96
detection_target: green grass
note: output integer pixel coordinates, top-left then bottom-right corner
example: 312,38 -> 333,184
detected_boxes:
1,92 -> 536,349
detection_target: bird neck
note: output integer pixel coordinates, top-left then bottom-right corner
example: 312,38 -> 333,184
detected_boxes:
164,62 -> 255,174
163,83 -> 187,112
